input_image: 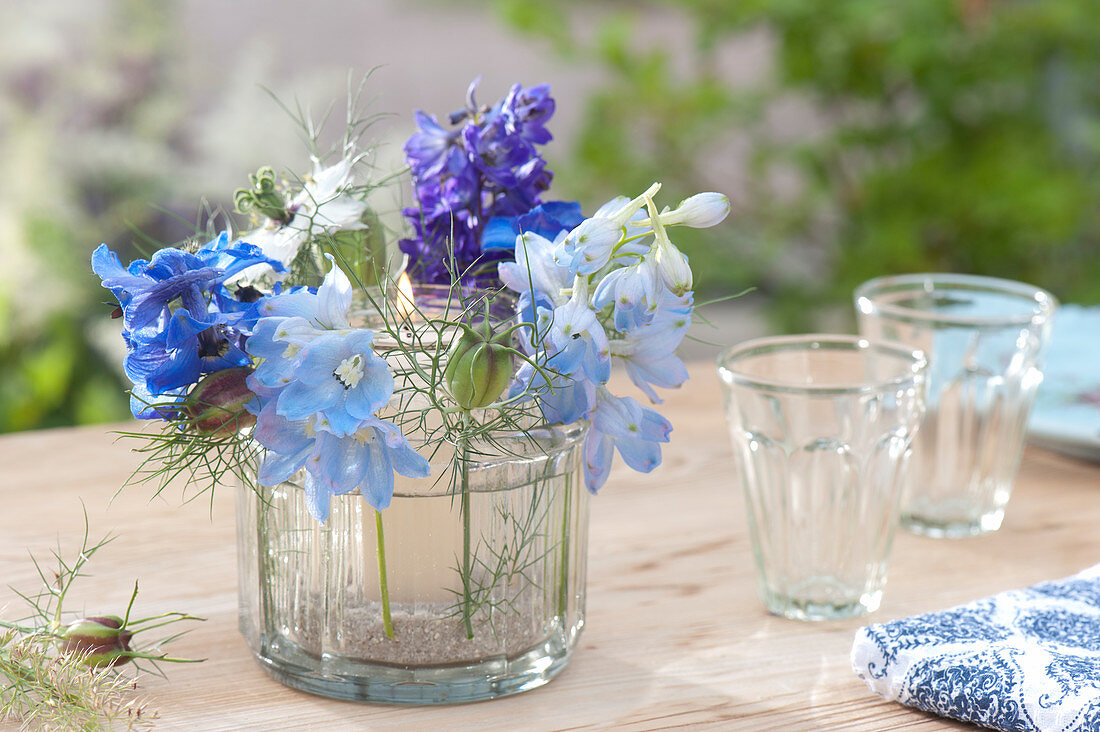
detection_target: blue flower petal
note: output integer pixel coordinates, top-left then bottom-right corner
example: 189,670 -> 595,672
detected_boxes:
358,431 -> 395,511
312,431 -> 370,496
583,431 -> 613,493
277,378 -> 343,421
302,472 -> 333,523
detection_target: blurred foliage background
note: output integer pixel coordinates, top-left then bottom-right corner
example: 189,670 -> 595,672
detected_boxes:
496,0 -> 1100,327
3,0 -> 1099,432
0,2 -> 189,431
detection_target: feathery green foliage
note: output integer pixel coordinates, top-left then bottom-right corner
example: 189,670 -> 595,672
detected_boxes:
0,513 -> 201,730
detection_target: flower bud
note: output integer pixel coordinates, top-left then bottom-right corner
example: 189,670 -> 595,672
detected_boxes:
445,324 -> 514,410
184,366 -> 257,435
654,239 -> 693,297
634,192 -> 730,229
234,166 -> 291,224
666,193 -> 730,228
60,615 -> 133,668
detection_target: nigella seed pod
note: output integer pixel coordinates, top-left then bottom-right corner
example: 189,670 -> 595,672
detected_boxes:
61,615 -> 134,668
444,325 -> 514,410
183,366 -> 257,435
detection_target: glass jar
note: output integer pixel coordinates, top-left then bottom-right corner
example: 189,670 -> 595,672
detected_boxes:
235,421 -> 589,704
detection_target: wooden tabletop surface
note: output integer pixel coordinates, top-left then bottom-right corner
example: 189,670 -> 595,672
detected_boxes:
1,361 -> 1098,731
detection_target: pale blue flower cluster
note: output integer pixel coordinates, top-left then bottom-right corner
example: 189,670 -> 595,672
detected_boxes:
244,256 -> 429,520
499,184 -> 730,492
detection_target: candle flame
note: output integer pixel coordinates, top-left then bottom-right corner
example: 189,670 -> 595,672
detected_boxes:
394,272 -> 417,321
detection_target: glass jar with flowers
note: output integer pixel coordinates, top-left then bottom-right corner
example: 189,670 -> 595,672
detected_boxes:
93,80 -> 729,704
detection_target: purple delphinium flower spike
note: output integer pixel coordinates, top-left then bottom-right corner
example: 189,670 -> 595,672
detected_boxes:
399,80 -> 572,287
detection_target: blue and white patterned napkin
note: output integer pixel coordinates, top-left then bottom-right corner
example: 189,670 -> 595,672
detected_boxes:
852,565 -> 1100,731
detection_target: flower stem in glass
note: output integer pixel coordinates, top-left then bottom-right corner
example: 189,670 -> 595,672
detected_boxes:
459,412 -> 475,640
374,510 -> 394,640
557,473 -> 572,618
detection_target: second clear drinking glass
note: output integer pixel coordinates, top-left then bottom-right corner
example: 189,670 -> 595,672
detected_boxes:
855,274 -> 1058,538
717,335 -> 927,621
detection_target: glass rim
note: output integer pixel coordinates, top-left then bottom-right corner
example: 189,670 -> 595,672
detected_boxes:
716,334 -> 927,396
854,273 -> 1058,328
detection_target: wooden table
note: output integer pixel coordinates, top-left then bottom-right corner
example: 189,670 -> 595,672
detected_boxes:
2,361 -> 1098,731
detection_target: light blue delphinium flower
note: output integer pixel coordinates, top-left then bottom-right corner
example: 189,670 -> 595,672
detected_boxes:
553,217 -> 624,275
498,183 -> 727,494
610,290 -> 693,403
246,254 -> 354,390
552,191 -> 656,276
583,390 -> 672,492
592,256 -> 662,332
253,404 -> 317,487
246,257 -> 430,521
307,421 -> 429,516
509,360 -> 597,426
255,252 -> 352,328
252,403 -> 429,520
276,330 -> 393,436
542,280 -> 611,386
498,231 -> 573,308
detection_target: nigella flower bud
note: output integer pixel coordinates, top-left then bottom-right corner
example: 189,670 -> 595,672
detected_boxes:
183,366 -> 257,435
444,321 -> 514,410
60,615 -> 134,668
664,193 -> 730,228
233,166 -> 292,224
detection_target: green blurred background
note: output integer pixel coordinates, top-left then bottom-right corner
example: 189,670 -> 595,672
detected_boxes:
2,0 -> 1098,433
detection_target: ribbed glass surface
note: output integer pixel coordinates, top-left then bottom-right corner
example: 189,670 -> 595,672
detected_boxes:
235,424 -> 589,704
719,336 -> 925,621
856,275 -> 1056,537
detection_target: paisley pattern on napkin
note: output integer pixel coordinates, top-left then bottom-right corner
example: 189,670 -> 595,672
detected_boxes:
852,565 -> 1100,732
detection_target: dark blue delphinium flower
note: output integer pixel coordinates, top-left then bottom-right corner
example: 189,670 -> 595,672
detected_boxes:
501,84 -> 555,144
403,111 -> 460,179
481,201 -> 585,252
93,233 -> 283,419
399,80 -> 572,286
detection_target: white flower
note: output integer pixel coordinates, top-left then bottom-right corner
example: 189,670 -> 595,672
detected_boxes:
643,194 -> 694,297
233,156 -> 370,284
660,191 -> 730,228
638,192 -> 729,229
239,222 -> 310,269
295,156 -> 370,233
653,236 -> 692,297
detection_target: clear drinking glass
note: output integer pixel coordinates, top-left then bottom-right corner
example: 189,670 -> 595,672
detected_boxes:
717,335 -> 927,621
855,274 -> 1058,538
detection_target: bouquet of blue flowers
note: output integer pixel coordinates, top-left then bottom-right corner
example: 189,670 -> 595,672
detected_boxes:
93,82 -> 729,672
95,79 -> 728,510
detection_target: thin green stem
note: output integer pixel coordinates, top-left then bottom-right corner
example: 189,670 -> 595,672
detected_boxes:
375,510 -> 394,640
460,411 -> 474,640
121,581 -> 139,627
557,473 -> 572,618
